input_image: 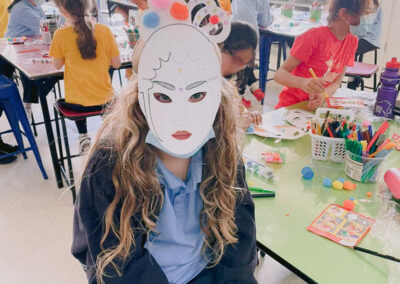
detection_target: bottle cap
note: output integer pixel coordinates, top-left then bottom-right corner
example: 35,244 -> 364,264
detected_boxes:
386,57 -> 400,69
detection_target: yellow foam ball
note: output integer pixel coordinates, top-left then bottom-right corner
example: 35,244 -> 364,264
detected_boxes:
332,181 -> 343,190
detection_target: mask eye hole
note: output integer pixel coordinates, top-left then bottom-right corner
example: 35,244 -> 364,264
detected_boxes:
153,93 -> 172,103
188,92 -> 207,103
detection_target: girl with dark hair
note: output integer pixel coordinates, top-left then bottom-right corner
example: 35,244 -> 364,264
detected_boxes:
220,21 -> 258,78
231,0 -> 273,104
220,21 -> 262,126
274,0 -> 370,109
220,21 -> 262,125
49,0 -> 121,154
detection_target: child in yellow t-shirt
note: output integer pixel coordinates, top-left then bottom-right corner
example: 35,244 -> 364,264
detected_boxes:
50,0 -> 121,154
0,0 -> 11,38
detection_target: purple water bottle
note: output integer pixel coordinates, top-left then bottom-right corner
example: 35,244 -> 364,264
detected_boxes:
374,57 -> 400,119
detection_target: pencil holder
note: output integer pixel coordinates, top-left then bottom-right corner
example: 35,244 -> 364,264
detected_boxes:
281,3 -> 294,18
345,151 -> 387,183
41,31 -> 52,45
310,108 -> 354,162
309,2 -> 322,22
40,19 -> 58,45
126,30 -> 140,48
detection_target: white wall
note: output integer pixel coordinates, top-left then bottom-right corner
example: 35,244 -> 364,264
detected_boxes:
376,0 -> 400,67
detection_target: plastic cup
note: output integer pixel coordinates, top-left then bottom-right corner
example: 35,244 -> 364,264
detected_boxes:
281,7 -> 293,18
310,6 -> 322,22
345,151 -> 387,183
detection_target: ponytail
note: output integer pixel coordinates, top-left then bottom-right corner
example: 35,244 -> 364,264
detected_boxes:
74,15 -> 97,59
54,0 -> 98,59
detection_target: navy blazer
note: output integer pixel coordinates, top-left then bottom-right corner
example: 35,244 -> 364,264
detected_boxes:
72,149 -> 257,283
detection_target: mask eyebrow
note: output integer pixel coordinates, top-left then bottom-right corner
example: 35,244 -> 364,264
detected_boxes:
153,81 -> 176,91
186,80 -> 207,90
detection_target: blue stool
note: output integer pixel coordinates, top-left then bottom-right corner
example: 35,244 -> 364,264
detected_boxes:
0,75 -> 48,180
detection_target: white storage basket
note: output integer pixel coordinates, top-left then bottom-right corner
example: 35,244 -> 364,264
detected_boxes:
310,108 -> 354,162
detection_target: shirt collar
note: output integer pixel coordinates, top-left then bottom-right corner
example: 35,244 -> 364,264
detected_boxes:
156,148 -> 203,191
23,0 -> 36,9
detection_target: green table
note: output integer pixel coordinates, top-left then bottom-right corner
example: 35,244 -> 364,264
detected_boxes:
244,117 -> 400,284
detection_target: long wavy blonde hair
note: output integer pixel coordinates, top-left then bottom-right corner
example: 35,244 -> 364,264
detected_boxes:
86,39 -> 243,283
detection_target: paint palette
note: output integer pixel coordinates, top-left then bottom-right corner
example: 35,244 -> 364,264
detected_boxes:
252,124 -> 306,140
285,109 -> 314,131
248,108 -> 307,140
307,204 -> 375,247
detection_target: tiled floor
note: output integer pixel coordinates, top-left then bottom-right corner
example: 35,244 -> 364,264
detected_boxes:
0,55 -> 308,283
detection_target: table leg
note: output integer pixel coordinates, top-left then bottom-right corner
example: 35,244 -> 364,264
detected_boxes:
37,78 -> 63,188
259,34 -> 272,104
281,40 -> 287,61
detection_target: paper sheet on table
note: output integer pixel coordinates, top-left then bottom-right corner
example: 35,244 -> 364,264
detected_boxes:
332,87 -> 377,121
308,204 -> 375,247
333,87 -> 377,107
250,108 -> 307,140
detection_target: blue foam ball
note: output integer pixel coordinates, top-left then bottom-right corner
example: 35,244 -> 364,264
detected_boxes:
323,177 -> 332,187
338,178 -> 345,183
246,125 -> 255,134
142,12 -> 160,28
350,197 -> 355,201
302,166 -> 314,180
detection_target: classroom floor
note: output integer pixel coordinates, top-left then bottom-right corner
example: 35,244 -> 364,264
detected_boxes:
0,47 -> 320,283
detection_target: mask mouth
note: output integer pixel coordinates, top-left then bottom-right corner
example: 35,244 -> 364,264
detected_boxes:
171,131 -> 192,140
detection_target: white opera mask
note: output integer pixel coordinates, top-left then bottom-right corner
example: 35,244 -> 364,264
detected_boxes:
137,0 -> 231,158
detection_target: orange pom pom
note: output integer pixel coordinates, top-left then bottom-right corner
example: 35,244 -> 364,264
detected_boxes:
170,2 -> 189,20
343,199 -> 355,211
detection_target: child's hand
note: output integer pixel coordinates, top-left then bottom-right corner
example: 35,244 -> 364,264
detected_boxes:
301,77 -> 326,97
249,111 -> 262,125
241,111 -> 262,130
307,92 -> 324,109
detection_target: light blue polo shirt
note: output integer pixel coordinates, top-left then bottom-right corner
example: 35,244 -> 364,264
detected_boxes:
144,149 -> 207,284
351,7 -> 383,48
6,0 -> 45,37
232,0 -> 273,34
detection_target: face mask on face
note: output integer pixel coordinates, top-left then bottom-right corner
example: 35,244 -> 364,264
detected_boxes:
360,13 -> 376,26
145,128 -> 216,159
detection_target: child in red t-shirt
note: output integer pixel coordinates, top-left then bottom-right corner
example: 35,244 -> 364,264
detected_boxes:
274,0 -> 370,109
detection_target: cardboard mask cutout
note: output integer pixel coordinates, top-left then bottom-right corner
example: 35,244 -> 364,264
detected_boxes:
138,0 -> 230,158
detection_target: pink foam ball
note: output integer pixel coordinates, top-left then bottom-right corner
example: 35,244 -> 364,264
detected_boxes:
151,0 -> 171,10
